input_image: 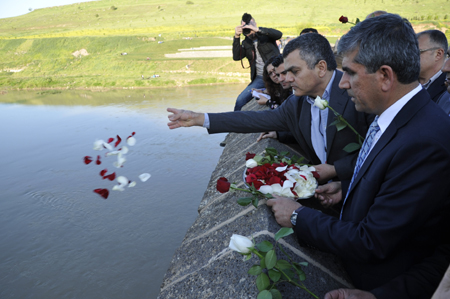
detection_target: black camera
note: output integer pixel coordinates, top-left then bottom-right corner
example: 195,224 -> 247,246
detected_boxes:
242,13 -> 253,36
243,21 -> 251,35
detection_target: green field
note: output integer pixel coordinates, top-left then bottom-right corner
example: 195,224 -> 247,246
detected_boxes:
0,0 -> 449,90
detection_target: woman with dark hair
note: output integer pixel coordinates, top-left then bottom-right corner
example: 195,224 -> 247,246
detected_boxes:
253,56 -> 291,109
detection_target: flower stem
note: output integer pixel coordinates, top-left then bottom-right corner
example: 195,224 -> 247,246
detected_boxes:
328,106 -> 364,142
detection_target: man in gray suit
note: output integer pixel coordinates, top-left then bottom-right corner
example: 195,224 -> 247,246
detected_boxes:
167,33 -> 373,182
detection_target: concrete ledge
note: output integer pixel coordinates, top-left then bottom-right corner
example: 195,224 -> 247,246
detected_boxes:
158,100 -> 352,298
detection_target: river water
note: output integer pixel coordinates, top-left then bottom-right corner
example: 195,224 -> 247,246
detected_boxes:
0,85 -> 244,298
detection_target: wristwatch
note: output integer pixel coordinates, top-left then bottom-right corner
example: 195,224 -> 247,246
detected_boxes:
290,206 -> 305,226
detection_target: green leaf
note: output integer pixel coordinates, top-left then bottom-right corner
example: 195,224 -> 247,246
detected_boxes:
257,290 -> 272,299
248,265 -> 262,276
260,257 -> 266,269
329,119 -> 340,127
256,241 -> 273,252
237,197 -> 253,206
265,147 -> 278,157
293,263 -> 306,281
245,254 -> 252,261
268,269 -> 281,282
356,17 -> 361,23
264,193 -> 273,199
275,227 -> 294,241
252,197 -> 259,209
256,273 -> 270,291
297,261 -> 308,267
265,250 -> 277,269
335,120 -> 347,131
281,268 -> 296,281
343,142 -> 361,153
254,155 -> 263,163
276,259 -> 291,270
279,151 -> 289,157
270,289 -> 282,299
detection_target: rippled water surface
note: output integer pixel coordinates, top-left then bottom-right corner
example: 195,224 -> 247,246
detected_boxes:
0,85 -> 244,298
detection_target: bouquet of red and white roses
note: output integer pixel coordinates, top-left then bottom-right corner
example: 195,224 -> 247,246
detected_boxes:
216,148 -> 319,208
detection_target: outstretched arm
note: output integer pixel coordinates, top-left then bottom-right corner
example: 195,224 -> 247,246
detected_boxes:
167,108 -> 205,129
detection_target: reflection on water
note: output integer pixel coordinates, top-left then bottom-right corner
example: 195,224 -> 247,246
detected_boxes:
0,85 -> 245,299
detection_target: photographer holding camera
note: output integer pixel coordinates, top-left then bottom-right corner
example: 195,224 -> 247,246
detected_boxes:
233,13 -> 282,111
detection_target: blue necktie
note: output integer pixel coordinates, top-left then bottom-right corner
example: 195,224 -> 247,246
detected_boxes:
340,116 -> 380,219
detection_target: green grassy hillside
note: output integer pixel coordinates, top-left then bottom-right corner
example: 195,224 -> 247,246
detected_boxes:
0,0 -> 449,90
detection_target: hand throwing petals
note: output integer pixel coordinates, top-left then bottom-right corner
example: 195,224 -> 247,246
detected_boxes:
139,173 -> 151,182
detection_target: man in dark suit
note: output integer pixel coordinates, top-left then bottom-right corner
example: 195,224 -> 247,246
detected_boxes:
417,30 -> 448,102
436,47 -> 450,115
168,33 -> 373,182
232,13 -> 282,111
266,14 -> 450,293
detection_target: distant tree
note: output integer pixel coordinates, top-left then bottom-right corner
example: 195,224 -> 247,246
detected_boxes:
110,6 -> 118,10
28,8 -> 33,12
186,1 -> 194,4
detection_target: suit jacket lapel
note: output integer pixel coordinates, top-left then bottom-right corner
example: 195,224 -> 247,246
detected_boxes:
326,71 -> 348,160
299,97 -> 315,158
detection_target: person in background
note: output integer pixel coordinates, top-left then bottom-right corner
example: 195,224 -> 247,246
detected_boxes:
436,47 -> 450,114
232,13 -> 282,111
417,30 -> 448,102
299,28 -> 318,35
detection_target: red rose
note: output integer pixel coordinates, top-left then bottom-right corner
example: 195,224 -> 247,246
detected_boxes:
339,16 -> 349,23
266,176 -> 282,185
252,180 -> 264,190
245,152 -> 256,160
246,173 -> 258,183
217,177 -> 231,193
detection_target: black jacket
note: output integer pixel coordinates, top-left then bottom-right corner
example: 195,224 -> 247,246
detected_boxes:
232,27 -> 282,81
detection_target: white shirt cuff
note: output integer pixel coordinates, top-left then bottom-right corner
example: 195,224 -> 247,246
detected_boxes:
203,113 -> 210,129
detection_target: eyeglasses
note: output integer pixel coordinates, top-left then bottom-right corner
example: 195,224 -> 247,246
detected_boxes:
419,47 -> 440,54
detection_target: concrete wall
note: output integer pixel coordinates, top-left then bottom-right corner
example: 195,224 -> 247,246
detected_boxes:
158,100 -> 352,299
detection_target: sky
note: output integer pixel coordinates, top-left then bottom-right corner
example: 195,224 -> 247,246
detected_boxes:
0,0 -> 95,19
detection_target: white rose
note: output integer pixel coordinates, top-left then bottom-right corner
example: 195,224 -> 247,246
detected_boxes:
229,234 -> 254,254
245,159 -> 258,168
313,96 -> 329,110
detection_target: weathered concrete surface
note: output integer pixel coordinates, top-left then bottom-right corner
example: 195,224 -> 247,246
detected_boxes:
158,100 -> 352,299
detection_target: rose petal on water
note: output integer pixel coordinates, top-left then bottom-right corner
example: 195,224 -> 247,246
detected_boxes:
128,181 -> 136,188
100,169 -> 107,176
96,155 -> 101,165
120,146 -> 129,154
139,173 -> 151,182
93,140 -> 105,151
105,151 -> 121,156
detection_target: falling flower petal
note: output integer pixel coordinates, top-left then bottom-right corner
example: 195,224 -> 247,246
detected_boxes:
100,169 -> 107,176
127,136 -> 136,146
139,173 -> 151,182
105,151 -> 121,156
120,146 -> 129,154
128,181 -> 136,187
96,155 -> 101,165
93,140 -> 105,150
84,156 -> 93,164
131,132 -> 136,136
117,176 -> 129,187
113,153 -> 126,168
114,135 -> 122,148
107,137 -> 114,143
104,172 -> 116,181
112,185 -> 125,191
93,188 -> 109,199
103,142 -> 113,151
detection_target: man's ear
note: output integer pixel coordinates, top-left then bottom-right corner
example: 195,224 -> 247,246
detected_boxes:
378,65 -> 395,92
316,60 -> 328,78
435,48 -> 445,61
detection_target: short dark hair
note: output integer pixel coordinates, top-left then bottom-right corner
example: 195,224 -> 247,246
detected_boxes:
272,54 -> 284,68
337,13 -> 420,84
282,33 -> 337,71
300,28 -> 318,35
417,30 -> 448,53
242,13 -> 252,23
